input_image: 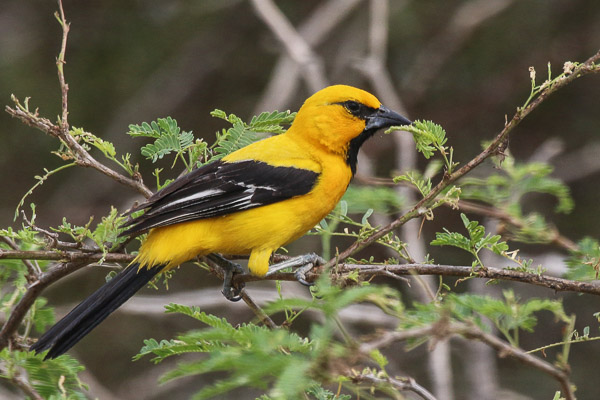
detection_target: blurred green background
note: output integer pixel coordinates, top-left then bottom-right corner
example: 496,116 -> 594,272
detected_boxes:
1,0 -> 600,399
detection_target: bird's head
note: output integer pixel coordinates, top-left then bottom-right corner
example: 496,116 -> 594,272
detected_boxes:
289,85 -> 411,174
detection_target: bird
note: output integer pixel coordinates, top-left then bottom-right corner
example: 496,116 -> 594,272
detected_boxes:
30,84 -> 412,359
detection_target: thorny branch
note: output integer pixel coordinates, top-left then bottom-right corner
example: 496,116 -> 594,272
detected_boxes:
4,2 -> 152,199
355,173 -> 580,253
331,49 -> 600,268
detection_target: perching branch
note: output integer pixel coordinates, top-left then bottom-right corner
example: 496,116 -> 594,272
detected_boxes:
239,262 -> 600,296
2,246 -> 600,296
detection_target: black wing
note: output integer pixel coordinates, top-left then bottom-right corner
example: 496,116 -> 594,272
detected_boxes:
120,159 -> 319,236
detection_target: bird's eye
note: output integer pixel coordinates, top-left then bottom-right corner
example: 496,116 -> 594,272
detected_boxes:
344,101 -> 361,115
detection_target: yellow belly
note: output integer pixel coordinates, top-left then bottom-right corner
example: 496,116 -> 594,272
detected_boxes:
135,168 -> 350,274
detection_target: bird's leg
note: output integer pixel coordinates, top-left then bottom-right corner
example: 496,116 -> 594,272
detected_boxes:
266,253 -> 325,286
207,253 -> 245,302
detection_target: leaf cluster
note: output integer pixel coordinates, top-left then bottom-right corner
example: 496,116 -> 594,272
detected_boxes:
388,120 -> 458,173
135,277 -> 401,399
461,155 -> 573,244
210,109 -> 295,158
0,349 -> 87,400
127,117 -> 203,172
431,213 -> 509,268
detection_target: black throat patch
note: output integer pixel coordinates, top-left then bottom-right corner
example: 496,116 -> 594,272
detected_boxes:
334,101 -> 379,175
346,128 -> 378,175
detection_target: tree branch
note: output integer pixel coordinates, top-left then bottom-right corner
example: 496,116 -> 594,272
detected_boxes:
56,0 -> 70,133
331,49 -> 600,268
2,246 -> 599,296
0,249 -> 135,263
452,322 -> 574,400
237,262 -> 600,296
0,260 -> 94,349
5,1 -> 152,199
358,319 -> 575,400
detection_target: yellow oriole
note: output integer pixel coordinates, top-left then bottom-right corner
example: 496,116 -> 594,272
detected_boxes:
31,85 -> 411,359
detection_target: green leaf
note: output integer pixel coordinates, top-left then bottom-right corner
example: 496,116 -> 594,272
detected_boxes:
460,156 -> 574,244
388,120 -> 447,159
129,117 -> 196,167
431,214 -> 509,261
249,110 -> 296,134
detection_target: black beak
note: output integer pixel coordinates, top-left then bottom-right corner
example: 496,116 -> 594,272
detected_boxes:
365,106 -> 412,131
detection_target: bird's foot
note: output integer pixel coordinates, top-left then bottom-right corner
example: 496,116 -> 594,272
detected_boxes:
208,254 -> 245,302
267,253 -> 325,286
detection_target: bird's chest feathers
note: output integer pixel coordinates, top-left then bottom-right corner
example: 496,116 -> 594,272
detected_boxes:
313,155 -> 353,206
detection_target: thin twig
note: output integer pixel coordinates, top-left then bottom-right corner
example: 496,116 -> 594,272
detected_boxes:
0,260 -> 93,348
5,104 -> 152,198
0,236 -> 41,282
352,372 -> 438,400
452,322 -> 574,400
5,0 -> 151,197
240,290 -> 278,329
56,0 -> 70,132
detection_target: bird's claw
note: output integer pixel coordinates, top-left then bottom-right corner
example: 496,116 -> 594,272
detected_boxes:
294,263 -> 315,287
221,266 -> 245,302
209,254 -> 245,302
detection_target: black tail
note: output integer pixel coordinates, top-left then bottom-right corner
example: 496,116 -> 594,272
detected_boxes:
31,263 -> 163,359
